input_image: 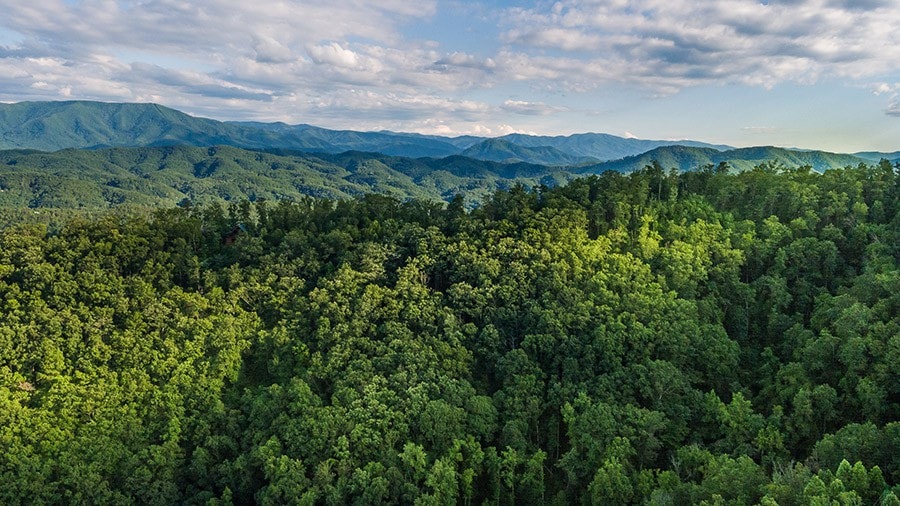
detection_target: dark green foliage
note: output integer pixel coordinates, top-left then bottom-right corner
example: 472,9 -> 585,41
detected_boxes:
0,145 -> 876,216
0,161 -> 897,504
0,146 -> 566,211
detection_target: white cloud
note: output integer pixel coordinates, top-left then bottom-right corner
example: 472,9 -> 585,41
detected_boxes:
505,27 -> 603,52
253,36 -> 295,64
0,0 -> 464,127
414,121 -> 526,137
872,83 -> 897,95
0,0 -> 436,54
307,43 -> 360,68
870,83 -> 900,117
432,52 -> 497,71
499,0 -> 900,93
887,102 -> 900,117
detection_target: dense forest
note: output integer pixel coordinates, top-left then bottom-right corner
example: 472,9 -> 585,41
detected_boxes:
0,145 -> 561,212
0,144 -> 879,217
0,160 -> 898,505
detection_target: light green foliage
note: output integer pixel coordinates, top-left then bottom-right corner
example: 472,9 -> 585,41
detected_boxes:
0,161 -> 897,504
589,457 -> 633,505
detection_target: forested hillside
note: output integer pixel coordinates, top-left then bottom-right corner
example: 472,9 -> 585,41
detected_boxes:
0,101 -> 290,151
0,146 -> 561,214
460,138 -> 591,165
0,101 -> 723,161
580,146 -> 869,174
0,144 -> 873,223
0,161 -> 898,504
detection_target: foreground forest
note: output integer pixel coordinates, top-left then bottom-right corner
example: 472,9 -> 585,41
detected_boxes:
0,161 -> 898,504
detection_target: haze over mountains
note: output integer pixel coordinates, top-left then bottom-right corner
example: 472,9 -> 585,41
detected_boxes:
0,100 -> 897,213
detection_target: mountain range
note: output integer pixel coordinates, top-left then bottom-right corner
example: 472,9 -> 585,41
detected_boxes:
6,100 -> 871,165
0,100 -> 897,214
580,145 -> 871,174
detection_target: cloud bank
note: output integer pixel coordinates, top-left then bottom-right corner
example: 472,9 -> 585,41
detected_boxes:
0,0 -> 899,135
500,0 -> 900,91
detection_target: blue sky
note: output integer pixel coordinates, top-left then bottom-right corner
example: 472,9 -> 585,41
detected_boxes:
1,0 -> 899,152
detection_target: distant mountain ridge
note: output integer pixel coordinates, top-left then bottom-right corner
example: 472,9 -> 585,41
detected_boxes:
459,138 -> 592,165
0,101 -> 292,151
582,145 -> 871,174
0,101 -> 894,178
226,121 -> 473,157
854,151 -> 900,163
498,132 -> 733,161
1,100 -> 734,163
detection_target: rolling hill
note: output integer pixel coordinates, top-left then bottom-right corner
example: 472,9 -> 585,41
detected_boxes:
498,132 -> 733,161
581,145 -> 871,174
0,145 -> 566,211
459,138 -> 591,165
0,141 -> 880,217
226,121 -> 476,157
0,101 -> 293,151
854,151 -> 900,163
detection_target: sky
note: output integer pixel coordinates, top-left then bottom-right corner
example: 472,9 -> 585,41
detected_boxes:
1,0 -> 900,153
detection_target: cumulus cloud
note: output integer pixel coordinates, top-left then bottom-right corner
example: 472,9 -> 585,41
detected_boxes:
253,36 -> 295,64
0,54 -> 131,101
499,0 -> 900,93
0,0 -> 461,126
872,83 -> 897,95
0,0 -> 438,85
884,90 -> 900,117
871,83 -> 900,117
307,43 -> 360,68
0,0 -> 436,55
887,102 -> 900,117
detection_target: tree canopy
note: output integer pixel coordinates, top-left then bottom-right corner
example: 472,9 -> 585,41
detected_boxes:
0,161 -> 898,504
